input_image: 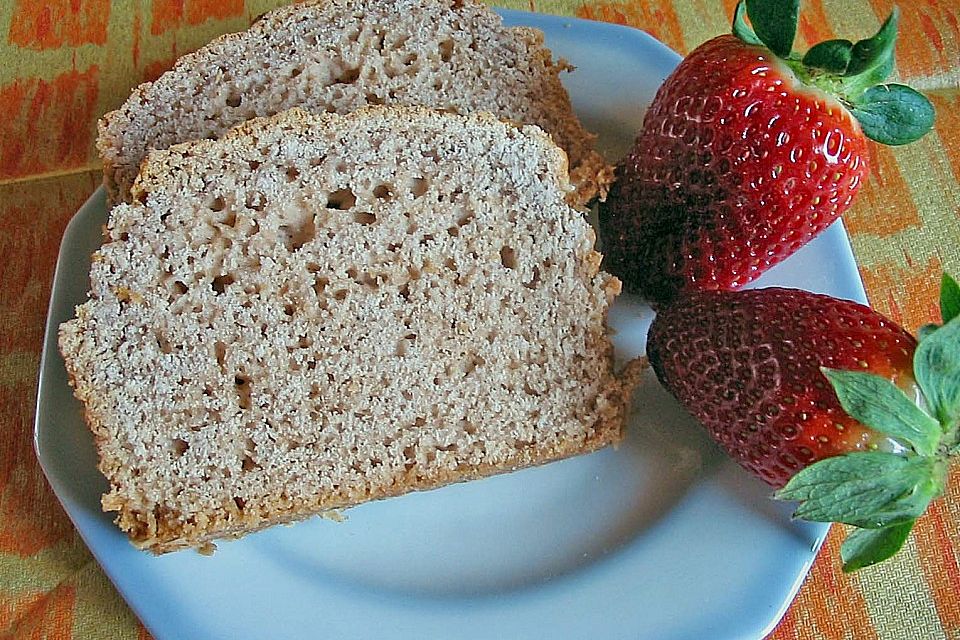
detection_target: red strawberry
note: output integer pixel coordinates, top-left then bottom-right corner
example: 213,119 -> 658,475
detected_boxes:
648,288 -> 914,487
646,275 -> 960,571
599,1 -> 934,304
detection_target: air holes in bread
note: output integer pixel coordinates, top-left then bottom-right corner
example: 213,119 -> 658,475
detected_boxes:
500,246 -> 517,269
219,210 -> 237,228
312,276 -> 329,298
334,66 -> 360,85
156,332 -> 174,354
353,211 -> 376,225
214,341 -> 227,369
524,266 -> 541,289
402,445 -> 416,469
235,375 -> 252,409
373,184 -> 393,200
172,438 -> 189,457
326,188 -> 356,210
439,39 -> 454,62
212,273 -> 234,294
279,217 -> 316,252
408,177 -> 429,198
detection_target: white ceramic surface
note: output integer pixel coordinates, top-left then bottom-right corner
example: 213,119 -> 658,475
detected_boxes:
35,10 -> 868,640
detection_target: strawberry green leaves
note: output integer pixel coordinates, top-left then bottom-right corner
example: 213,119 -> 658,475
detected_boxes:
802,39 -> 854,73
914,311 -> 960,429
922,273 -> 960,340
744,0 -> 799,58
783,449 -> 941,573
820,9 -> 933,145
941,273 -> 960,325
802,10 -> 897,80
828,8 -> 933,145
732,2 -> 763,47
732,0 -> 802,57
820,368 -> 941,456
845,9 -> 898,85
776,452 -> 944,571
849,85 -> 936,146
913,274 -> 960,429
775,452 -> 943,528
841,520 -> 916,572
819,9 -> 934,145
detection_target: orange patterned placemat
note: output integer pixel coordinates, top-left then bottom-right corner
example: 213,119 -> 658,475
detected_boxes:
1,1 -> 958,638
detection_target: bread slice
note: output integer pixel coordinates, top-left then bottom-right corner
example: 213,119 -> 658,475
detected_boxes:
97,0 -> 610,207
61,106 -> 639,553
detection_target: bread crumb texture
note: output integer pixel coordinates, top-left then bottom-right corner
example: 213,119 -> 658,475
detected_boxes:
97,0 -> 610,206
62,107 -> 637,553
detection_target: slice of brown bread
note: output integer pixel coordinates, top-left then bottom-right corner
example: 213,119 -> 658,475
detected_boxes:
98,0 -> 610,207
61,106 -> 640,553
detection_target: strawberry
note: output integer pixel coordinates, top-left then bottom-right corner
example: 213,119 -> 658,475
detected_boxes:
646,274 -> 960,571
599,1 -> 934,304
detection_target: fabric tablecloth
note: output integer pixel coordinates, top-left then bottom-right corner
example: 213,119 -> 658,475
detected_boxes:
1,1 -> 957,638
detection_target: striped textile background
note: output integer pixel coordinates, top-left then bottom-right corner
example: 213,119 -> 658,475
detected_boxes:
0,1 -> 957,638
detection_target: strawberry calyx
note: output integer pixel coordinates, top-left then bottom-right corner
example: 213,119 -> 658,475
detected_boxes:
774,274 -> 960,572
732,0 -> 934,146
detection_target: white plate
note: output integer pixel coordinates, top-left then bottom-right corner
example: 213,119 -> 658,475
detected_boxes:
35,11 -> 867,640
